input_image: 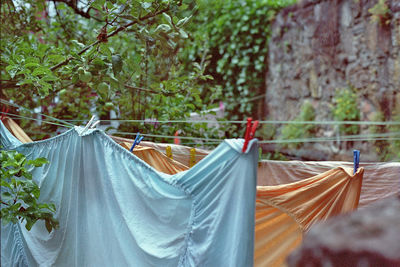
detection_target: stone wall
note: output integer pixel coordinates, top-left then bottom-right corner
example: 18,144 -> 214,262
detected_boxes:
264,0 -> 400,160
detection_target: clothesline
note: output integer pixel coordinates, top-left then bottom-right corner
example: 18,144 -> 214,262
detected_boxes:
0,99 -> 75,127
2,111 -> 400,145
28,118 -> 400,126
1,112 -> 74,129
2,99 -> 400,126
113,131 -> 400,144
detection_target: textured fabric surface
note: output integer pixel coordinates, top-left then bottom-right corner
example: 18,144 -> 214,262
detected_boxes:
255,167 -> 363,267
1,121 -> 258,267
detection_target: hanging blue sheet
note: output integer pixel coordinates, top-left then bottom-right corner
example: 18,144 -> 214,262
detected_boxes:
1,122 -> 258,267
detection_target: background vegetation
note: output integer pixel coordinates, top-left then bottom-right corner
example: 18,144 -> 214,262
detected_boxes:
0,0 -> 398,160
1,0 -> 295,144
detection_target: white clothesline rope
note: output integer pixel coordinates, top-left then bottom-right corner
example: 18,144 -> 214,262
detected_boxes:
2,99 -> 400,145
2,99 -> 400,126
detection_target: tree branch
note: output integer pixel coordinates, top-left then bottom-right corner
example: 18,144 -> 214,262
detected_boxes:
124,85 -> 174,96
50,6 -> 170,72
48,0 -> 102,21
124,84 -> 185,97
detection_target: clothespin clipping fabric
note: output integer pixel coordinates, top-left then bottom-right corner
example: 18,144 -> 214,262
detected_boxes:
174,130 -> 181,145
79,115 -> 96,136
166,146 -> 173,159
242,117 -> 259,153
90,120 -> 100,129
130,133 -> 144,152
353,150 -> 360,174
189,148 -> 196,168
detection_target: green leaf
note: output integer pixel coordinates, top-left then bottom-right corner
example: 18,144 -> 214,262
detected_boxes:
141,2 -> 152,10
179,29 -> 188,39
6,65 -> 19,79
42,75 -> 58,82
99,44 -> 112,58
47,55 -> 65,64
37,81 -> 51,96
112,54 -> 123,75
1,191 -> 12,198
1,180 -> 12,189
32,67 -> 50,76
71,40 -> 85,48
25,218 -> 36,231
24,63 -> 40,68
155,24 -> 171,32
162,13 -> 172,25
176,16 -> 191,27
27,157 -> 49,167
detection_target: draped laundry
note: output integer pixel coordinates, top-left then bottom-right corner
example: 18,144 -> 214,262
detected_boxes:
113,135 -> 364,266
6,121 -> 395,209
258,160 -> 399,208
255,167 -> 363,266
1,122 -> 258,267
112,135 -> 396,210
2,119 -> 368,266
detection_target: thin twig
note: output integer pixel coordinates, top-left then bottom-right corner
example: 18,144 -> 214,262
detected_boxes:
50,6 -> 170,72
47,0 -> 102,22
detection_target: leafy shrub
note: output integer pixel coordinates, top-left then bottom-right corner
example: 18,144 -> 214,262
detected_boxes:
280,101 -> 317,149
332,87 -> 360,135
1,149 -> 58,232
368,0 -> 392,26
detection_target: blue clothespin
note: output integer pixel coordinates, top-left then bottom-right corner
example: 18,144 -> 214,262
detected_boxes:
130,133 -> 144,152
353,150 -> 360,174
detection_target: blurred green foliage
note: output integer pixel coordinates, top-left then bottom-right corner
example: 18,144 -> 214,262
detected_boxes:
368,0 -> 392,25
280,101 -> 317,149
332,86 -> 360,135
1,0 -> 298,146
0,0 -> 222,144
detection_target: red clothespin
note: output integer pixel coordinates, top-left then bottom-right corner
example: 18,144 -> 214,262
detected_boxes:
174,130 -> 181,145
1,106 -> 9,121
242,117 -> 259,152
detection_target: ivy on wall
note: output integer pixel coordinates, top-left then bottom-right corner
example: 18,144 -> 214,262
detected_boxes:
184,0 -> 297,127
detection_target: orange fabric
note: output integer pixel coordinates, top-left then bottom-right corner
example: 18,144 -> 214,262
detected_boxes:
255,167 -> 363,266
118,142 -> 189,175
258,160 -> 399,209
2,117 -> 33,143
111,135 -> 209,166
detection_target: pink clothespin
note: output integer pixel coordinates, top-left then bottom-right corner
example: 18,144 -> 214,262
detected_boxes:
242,118 -> 259,152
